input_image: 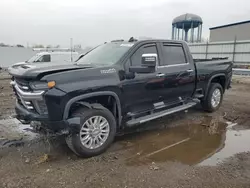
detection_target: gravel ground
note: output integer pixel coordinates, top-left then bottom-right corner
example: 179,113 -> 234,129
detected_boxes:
0,71 -> 15,119
1,71 -> 250,188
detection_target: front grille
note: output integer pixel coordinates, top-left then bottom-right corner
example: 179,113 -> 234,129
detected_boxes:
11,77 -> 46,114
15,92 -> 23,106
12,81 -> 25,107
15,78 -> 31,92
14,89 -> 35,111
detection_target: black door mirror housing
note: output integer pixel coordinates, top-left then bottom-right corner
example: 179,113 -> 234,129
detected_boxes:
129,53 -> 157,73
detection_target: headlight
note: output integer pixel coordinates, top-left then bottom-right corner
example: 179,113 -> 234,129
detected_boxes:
30,81 -> 56,90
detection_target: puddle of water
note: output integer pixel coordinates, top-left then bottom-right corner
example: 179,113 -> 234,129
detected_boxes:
200,127 -> 250,166
17,123 -> 38,140
0,118 -> 38,142
119,116 -> 250,166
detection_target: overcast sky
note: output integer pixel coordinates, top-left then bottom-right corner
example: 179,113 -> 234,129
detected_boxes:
0,0 -> 249,47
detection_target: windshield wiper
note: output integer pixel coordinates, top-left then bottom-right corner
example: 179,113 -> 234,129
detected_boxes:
75,63 -> 93,67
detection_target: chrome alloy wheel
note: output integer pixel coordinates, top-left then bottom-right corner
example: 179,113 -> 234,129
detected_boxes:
211,88 -> 221,108
80,116 -> 110,149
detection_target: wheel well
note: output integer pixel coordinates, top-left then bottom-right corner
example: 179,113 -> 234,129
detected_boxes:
211,76 -> 226,91
69,95 -> 119,124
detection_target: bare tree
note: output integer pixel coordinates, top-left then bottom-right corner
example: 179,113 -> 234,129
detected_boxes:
33,44 -> 44,48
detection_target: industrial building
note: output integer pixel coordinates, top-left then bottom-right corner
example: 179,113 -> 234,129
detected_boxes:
209,20 -> 250,42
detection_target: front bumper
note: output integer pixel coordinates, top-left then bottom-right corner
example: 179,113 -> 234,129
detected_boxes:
15,101 -> 81,133
15,101 -> 48,122
12,79 -> 81,133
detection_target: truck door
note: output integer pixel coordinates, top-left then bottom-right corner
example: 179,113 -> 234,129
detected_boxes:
157,42 -> 196,104
122,43 -> 163,114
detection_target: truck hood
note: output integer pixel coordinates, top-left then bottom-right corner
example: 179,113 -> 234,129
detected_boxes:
8,62 -> 92,79
10,61 -> 27,68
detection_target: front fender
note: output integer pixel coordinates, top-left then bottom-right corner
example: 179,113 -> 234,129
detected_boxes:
63,91 -> 122,126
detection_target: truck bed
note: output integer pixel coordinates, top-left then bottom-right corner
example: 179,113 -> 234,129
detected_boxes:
194,58 -> 233,97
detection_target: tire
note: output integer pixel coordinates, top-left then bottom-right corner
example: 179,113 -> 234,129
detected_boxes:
65,105 -> 117,157
201,83 -> 223,112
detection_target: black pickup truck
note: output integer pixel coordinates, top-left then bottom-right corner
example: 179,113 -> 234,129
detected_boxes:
8,39 -> 233,157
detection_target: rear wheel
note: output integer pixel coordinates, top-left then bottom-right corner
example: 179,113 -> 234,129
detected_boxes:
66,105 -> 116,157
201,83 -> 223,112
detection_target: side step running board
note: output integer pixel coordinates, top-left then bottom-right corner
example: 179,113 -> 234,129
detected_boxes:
126,102 -> 197,127
194,94 -> 204,99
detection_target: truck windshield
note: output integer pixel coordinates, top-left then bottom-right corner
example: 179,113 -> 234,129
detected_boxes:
26,54 -> 40,63
76,43 -> 133,66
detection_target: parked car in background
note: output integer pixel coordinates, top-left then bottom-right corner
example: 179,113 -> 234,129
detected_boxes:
10,51 -> 79,68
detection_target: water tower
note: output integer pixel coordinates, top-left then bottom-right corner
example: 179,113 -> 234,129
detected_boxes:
172,13 -> 203,43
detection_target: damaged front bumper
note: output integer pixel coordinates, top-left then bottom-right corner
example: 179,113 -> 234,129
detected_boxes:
15,102 -> 81,134
11,79 -> 82,134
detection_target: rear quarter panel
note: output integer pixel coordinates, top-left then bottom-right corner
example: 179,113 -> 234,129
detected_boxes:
195,60 -> 233,94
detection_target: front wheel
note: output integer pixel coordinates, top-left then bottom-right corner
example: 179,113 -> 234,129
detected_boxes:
201,83 -> 223,112
66,106 -> 116,157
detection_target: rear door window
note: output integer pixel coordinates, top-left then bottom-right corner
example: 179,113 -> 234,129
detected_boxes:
43,54 -> 51,62
161,44 -> 187,66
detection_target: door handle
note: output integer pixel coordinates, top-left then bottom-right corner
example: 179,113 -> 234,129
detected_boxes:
186,69 -> 194,73
156,73 -> 165,77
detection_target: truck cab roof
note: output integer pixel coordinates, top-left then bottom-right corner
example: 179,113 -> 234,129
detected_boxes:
35,51 -> 78,55
110,38 -> 187,43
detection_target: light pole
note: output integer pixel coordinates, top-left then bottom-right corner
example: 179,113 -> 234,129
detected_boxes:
70,38 -> 73,62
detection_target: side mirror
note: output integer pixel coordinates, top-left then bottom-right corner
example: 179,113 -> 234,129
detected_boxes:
141,53 -> 157,67
129,53 -> 157,73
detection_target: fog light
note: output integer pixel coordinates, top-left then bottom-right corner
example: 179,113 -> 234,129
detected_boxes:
36,100 -> 48,114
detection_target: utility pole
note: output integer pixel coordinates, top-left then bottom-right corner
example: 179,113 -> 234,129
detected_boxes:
232,36 -> 237,63
70,38 -> 73,62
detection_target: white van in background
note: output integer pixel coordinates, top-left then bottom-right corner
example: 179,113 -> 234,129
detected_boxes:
11,51 -> 79,68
